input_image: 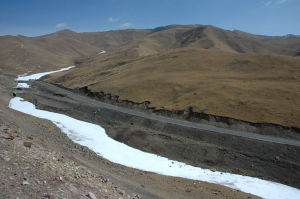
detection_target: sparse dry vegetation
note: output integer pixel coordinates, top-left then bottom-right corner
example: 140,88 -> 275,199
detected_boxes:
2,24 -> 300,128
45,46 -> 300,128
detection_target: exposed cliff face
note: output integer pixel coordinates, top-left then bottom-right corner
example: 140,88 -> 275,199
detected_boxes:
70,85 -> 300,140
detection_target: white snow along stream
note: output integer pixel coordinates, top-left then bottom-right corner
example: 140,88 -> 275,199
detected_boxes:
8,66 -> 300,199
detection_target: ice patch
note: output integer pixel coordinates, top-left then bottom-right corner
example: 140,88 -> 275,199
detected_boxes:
98,50 -> 106,54
16,66 -> 75,81
14,83 -> 30,88
8,97 -> 300,199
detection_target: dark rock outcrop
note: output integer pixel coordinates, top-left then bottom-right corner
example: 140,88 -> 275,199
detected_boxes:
56,84 -> 300,140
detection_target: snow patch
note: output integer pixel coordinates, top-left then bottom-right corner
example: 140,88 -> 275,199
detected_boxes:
98,50 -> 106,54
16,66 -> 75,81
14,83 -> 30,88
8,97 -> 300,199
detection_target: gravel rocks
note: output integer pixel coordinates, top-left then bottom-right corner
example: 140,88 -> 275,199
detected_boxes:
23,141 -> 32,148
87,192 -> 97,199
22,180 -> 29,185
0,123 -> 135,199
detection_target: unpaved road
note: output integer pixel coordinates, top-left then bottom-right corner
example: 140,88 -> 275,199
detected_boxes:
1,73 -> 260,198
36,81 -> 300,147
17,80 -> 300,189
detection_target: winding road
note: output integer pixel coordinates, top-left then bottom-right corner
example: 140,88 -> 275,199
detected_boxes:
35,80 -> 300,147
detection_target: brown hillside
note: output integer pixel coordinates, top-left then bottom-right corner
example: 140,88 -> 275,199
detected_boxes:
2,24 -> 300,127
134,25 -> 300,56
0,29 -> 150,74
0,34 -> 98,74
44,47 -> 300,128
77,29 -> 151,49
2,24 -> 300,76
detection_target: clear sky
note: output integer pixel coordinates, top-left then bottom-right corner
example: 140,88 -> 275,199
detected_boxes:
0,0 -> 299,36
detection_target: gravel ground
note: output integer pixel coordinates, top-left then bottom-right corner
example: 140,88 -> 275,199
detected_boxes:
0,73 -> 259,199
0,123 -> 137,199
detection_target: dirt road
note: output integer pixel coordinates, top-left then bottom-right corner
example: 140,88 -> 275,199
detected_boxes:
36,81 -> 300,147
0,73 -> 259,198
14,79 -> 300,190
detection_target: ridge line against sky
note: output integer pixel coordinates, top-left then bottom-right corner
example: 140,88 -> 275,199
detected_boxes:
0,0 -> 299,36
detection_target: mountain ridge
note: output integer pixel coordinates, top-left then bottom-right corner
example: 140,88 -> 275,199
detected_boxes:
1,24 -> 300,73
2,24 -> 300,128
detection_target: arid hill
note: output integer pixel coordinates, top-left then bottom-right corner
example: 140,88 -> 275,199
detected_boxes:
2,24 -> 300,128
0,29 -> 150,75
0,32 -> 97,74
127,24 -> 300,56
44,47 -> 300,128
2,24 -> 300,75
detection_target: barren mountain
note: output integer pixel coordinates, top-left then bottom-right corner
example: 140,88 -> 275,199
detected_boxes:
44,47 -> 300,128
2,24 -> 300,75
128,24 -> 300,56
2,24 -> 300,128
0,32 -> 97,74
2,24 -> 300,198
0,29 -> 150,75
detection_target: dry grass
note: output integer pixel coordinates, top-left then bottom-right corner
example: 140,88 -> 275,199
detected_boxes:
2,25 -> 300,128
0,29 -> 150,74
45,47 -> 300,128
0,34 -> 100,74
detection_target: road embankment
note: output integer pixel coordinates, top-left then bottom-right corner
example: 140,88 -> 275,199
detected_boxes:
16,81 -> 300,189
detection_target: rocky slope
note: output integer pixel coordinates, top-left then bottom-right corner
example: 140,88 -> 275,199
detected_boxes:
0,124 -> 135,199
0,69 -> 258,199
2,24 -> 300,198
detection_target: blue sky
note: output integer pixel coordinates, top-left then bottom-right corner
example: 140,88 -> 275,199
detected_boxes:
0,0 -> 299,36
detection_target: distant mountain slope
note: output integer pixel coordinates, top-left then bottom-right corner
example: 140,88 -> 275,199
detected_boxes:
2,24 -> 300,128
132,25 -> 300,56
2,24 -> 300,75
77,29 -> 151,49
0,29 -> 150,74
0,34 -> 98,74
44,47 -> 300,128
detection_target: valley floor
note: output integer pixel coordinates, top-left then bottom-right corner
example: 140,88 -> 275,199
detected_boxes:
0,73 -> 258,199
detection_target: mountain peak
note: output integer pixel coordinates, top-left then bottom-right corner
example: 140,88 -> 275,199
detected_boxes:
57,29 -> 77,33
